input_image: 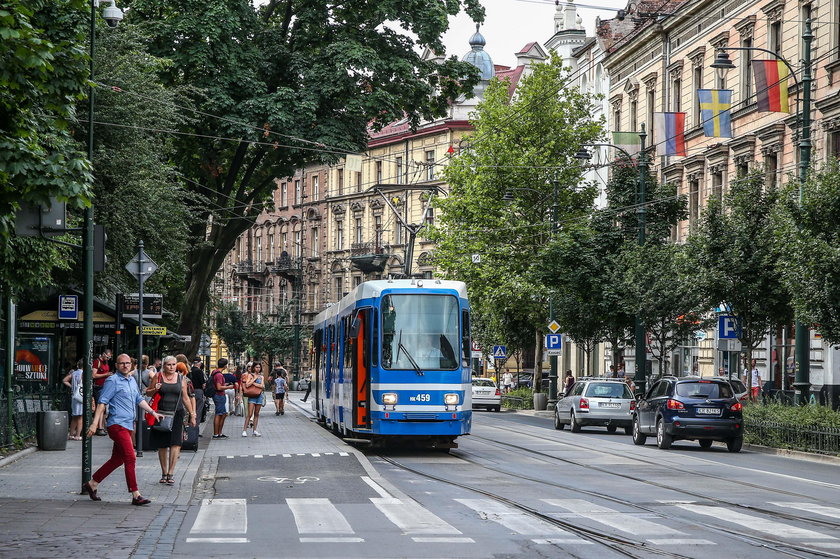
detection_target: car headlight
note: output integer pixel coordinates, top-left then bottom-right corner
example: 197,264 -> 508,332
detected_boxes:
382,393 -> 398,406
444,393 -> 459,406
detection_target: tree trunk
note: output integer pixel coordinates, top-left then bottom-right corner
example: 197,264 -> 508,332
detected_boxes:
534,328 -> 544,394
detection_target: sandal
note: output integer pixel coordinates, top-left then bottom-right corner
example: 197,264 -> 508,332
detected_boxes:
159,474 -> 168,484
165,474 -> 175,485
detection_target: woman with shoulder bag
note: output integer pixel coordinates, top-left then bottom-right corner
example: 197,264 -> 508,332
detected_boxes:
241,362 -> 265,437
145,356 -> 195,485
63,359 -> 84,440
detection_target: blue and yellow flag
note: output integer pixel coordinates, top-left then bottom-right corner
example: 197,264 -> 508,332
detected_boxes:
698,89 -> 732,138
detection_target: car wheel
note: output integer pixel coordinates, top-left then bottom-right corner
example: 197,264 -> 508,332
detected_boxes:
699,439 -> 714,449
726,436 -> 743,453
570,411 -> 581,433
656,419 -> 672,449
632,416 -> 647,445
494,405 -> 501,412
554,410 -> 565,430
606,425 -> 617,433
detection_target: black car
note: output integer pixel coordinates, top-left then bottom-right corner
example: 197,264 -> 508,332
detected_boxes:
632,376 -> 744,452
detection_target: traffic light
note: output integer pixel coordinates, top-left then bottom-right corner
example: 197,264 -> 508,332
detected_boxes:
93,224 -> 107,272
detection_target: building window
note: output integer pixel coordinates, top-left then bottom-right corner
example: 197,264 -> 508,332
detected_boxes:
770,21 -> 782,54
672,78 -> 681,112
336,221 -> 344,250
613,106 -> 622,131
355,217 -> 363,244
711,170 -> 723,205
689,179 -> 700,229
425,150 -> 435,181
630,99 -> 638,131
334,276 -> 343,300
374,215 -> 382,248
376,161 -> 383,184
396,221 -> 403,245
312,175 -> 319,201
353,276 -> 362,288
356,171 -> 362,193
337,169 -> 344,196
396,157 -> 403,184
741,37 -> 753,103
268,233 -> 274,261
736,160 -> 749,178
693,65 -> 703,127
293,231 -> 302,258
256,237 -> 262,263
281,232 -> 288,253
831,131 -> 840,158
646,89 -> 655,143
281,183 -> 288,207
425,206 -> 434,226
294,180 -> 301,205
765,152 -> 779,189
311,227 -> 319,258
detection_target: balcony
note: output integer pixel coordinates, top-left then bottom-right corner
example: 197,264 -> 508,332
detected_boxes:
235,260 -> 253,276
350,241 -> 391,273
270,252 -> 304,280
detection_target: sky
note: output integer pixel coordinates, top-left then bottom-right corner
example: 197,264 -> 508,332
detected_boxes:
441,0 -> 628,68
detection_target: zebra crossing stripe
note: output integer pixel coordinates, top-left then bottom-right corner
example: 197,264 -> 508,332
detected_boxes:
455,499 -> 579,538
676,504 -> 838,540
544,499 -> 685,536
372,497 -> 462,535
771,502 -> 840,521
189,499 -> 248,537
287,498 -> 354,534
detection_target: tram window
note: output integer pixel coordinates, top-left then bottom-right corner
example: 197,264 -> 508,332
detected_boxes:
380,294 -> 459,370
371,310 -> 379,367
461,309 -> 470,367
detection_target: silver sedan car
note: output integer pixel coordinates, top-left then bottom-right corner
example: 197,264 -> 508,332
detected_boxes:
554,379 -> 635,434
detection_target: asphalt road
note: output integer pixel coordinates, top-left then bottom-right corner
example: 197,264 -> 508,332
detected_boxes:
171,407 -> 840,558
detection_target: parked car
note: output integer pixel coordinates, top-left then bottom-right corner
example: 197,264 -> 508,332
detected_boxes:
632,376 -> 744,452
471,377 -> 501,412
710,376 -> 748,402
554,378 -> 635,434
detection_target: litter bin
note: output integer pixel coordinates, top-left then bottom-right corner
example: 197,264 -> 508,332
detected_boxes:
533,392 -> 548,411
36,411 -> 68,451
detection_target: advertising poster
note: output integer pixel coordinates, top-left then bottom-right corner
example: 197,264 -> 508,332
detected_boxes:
15,334 -> 52,383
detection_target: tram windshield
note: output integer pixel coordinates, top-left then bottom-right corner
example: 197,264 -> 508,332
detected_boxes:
381,294 -> 459,371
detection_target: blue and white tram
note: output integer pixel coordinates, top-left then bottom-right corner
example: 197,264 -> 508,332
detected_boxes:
311,279 -> 472,448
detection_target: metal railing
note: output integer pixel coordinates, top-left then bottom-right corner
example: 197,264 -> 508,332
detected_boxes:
745,419 -> 840,456
501,395 -> 531,409
1,388 -> 67,447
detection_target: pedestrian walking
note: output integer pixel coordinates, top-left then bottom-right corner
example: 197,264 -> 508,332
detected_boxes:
189,357 -> 207,424
743,359 -> 762,401
62,359 -> 84,440
211,358 -> 234,438
274,369 -> 288,415
241,362 -> 265,437
300,371 -> 312,403
145,356 -> 196,485
91,348 -> 113,435
83,354 -> 162,505
225,365 -> 241,416
502,370 -> 514,393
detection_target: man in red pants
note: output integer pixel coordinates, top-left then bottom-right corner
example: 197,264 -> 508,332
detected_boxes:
84,354 -> 162,505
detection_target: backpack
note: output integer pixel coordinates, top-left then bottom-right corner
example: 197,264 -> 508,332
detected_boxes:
211,370 -> 226,396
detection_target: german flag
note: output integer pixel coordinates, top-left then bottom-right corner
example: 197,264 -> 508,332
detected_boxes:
753,60 -> 790,113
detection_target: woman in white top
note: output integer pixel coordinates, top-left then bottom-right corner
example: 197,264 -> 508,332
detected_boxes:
63,359 -> 84,440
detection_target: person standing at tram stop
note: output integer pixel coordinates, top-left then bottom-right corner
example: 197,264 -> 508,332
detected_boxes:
211,358 -> 235,438
274,369 -> 288,415
744,359 -> 762,400
241,362 -> 265,437
146,356 -> 196,485
83,354 -> 163,506
62,359 -> 84,440
91,348 -> 113,435
563,370 -> 575,397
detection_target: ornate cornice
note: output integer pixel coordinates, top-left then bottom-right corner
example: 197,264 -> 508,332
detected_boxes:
761,0 -> 785,23
687,46 -> 706,69
642,72 -> 658,90
332,203 -> 346,215
734,15 -> 757,40
667,60 -> 684,81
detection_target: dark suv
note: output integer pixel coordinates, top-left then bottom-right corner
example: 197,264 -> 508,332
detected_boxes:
632,377 -> 744,452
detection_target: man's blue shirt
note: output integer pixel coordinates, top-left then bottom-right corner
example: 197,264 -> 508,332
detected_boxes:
98,373 -> 143,430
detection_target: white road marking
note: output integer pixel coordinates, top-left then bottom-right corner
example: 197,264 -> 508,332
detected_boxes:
771,502 -> 840,520
185,537 -> 249,544
412,537 -> 474,543
254,455 -> 263,458
532,539 -> 592,545
283,453 -> 292,457
544,499 -> 684,536
372,497 -> 461,534
647,539 -> 714,545
339,452 -> 349,456
287,498 -> 354,534
189,499 -> 247,534
361,476 -> 392,498
456,499 -> 576,537
299,537 -> 364,543
676,504 -> 838,540
312,453 -> 321,457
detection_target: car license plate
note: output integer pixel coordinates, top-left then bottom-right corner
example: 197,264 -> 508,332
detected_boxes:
696,408 -> 721,415
476,390 -> 490,395
599,402 -> 621,408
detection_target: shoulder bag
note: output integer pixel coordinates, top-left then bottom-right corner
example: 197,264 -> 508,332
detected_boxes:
243,374 -> 262,398
152,377 -> 182,432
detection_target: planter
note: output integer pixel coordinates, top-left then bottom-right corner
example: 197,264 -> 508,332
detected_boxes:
533,392 -> 548,411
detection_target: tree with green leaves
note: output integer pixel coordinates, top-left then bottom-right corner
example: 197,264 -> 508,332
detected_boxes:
687,170 -> 793,395
121,0 -> 485,354
215,302 -> 248,364
774,160 -> 840,346
429,53 -> 603,390
247,306 -> 296,368
1,0 -> 92,296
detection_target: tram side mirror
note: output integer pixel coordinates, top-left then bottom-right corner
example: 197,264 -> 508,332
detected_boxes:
349,315 -> 362,338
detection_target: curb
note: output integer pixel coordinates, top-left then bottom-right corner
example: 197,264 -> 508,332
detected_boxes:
0,446 -> 37,469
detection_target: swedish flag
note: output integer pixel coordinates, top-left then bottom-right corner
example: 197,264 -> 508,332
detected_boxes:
698,89 -> 732,138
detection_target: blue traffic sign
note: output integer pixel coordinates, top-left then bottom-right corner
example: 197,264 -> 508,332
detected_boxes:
718,315 -> 740,339
545,334 -> 562,351
58,295 -> 78,320
492,345 -> 507,359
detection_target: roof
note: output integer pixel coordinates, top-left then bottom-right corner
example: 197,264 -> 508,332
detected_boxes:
516,42 -> 538,55
495,65 -> 525,98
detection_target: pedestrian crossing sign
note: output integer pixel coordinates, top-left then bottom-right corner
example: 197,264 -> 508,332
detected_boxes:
492,345 -> 507,359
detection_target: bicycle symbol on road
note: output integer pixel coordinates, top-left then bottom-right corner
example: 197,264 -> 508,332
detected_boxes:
257,475 -> 320,484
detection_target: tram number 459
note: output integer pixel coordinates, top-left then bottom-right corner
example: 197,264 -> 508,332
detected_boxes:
257,475 -> 320,484
409,393 -> 431,402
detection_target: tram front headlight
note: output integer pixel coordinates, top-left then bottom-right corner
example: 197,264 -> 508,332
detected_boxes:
444,393 -> 460,406
382,393 -> 398,406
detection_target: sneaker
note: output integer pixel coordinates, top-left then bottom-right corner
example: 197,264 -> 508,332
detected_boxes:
242,430 -> 248,437
253,431 -> 261,437
275,411 -> 280,416
217,434 -> 228,439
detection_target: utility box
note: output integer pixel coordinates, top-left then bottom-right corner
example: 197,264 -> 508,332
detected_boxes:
36,411 -> 68,451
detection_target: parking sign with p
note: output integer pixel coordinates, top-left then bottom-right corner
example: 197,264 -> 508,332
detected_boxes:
718,315 -> 740,339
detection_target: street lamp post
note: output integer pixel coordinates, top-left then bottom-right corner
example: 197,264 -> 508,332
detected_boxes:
82,0 -> 123,494
575,124 -> 648,394
711,19 -> 812,404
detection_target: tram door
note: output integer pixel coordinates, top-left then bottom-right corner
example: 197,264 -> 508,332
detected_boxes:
351,308 -> 371,429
